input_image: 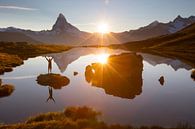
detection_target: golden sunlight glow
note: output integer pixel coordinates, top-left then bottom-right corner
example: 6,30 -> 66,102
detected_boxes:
96,53 -> 110,64
97,22 -> 109,34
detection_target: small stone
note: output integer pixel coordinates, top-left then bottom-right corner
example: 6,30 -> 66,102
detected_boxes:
159,76 -> 165,86
73,72 -> 78,76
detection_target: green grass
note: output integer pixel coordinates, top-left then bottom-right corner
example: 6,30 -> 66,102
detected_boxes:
0,42 -> 71,74
36,73 -> 70,89
0,42 -> 71,59
0,106 -> 193,129
110,23 -> 195,68
0,52 -> 23,74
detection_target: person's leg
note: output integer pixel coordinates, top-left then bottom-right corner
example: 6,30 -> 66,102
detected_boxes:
49,67 -> 51,73
48,66 -> 50,73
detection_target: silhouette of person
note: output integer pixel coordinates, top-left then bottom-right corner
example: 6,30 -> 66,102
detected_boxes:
46,87 -> 55,103
45,56 -> 53,73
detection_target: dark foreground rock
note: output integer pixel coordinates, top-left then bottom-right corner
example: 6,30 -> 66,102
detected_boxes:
0,84 -> 15,98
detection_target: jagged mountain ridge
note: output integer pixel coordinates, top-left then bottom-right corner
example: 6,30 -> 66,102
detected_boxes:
0,14 -> 194,45
114,15 -> 195,42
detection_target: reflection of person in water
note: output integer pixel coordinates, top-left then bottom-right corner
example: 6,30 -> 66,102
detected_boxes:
47,87 -> 55,102
45,56 -> 53,73
36,73 -> 70,102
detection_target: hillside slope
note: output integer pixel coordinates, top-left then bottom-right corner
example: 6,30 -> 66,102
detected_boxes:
0,15 -> 194,45
121,23 -> 195,49
0,32 -> 40,43
111,23 -> 195,66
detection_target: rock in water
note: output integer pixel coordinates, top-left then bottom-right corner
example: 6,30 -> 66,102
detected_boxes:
159,76 -> 165,86
73,72 -> 78,76
0,84 -> 15,98
37,73 -> 70,89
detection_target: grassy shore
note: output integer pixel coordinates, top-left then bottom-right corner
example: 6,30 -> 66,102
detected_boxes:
110,23 -> 195,68
0,106 -> 193,129
110,37 -> 195,68
0,42 -> 71,74
110,44 -> 195,68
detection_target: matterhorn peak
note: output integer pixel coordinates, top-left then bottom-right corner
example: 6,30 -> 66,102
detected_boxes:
52,13 -> 68,31
58,13 -> 67,21
51,13 -> 80,33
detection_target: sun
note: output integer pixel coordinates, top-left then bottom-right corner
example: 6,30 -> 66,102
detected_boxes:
96,53 -> 109,64
97,22 -> 109,34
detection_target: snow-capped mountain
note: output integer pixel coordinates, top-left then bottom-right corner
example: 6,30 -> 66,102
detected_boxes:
119,15 -> 195,42
0,14 -> 194,45
169,15 -> 195,33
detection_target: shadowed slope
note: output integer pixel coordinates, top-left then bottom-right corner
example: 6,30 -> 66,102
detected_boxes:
0,32 -> 40,43
111,23 -> 195,67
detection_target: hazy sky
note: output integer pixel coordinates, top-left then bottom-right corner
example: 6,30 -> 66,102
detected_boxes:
0,0 -> 195,32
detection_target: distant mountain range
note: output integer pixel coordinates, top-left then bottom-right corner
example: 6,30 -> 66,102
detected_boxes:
113,22 -> 195,66
121,22 -> 195,49
0,13 -> 195,45
114,15 -> 195,42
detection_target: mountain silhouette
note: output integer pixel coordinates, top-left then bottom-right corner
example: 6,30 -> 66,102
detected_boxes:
0,14 -> 194,45
52,13 -> 80,34
116,15 -> 195,42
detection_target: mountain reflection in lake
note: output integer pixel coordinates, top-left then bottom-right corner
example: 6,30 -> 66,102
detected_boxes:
0,47 -> 194,127
85,53 -> 143,99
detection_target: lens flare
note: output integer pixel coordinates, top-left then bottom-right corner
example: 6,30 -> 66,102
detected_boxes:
97,22 -> 109,34
96,53 -> 109,64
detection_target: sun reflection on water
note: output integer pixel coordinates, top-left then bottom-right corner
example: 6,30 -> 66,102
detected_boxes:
96,53 -> 110,64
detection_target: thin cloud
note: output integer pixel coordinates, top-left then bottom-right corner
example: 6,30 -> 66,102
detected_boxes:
105,0 -> 110,5
0,5 -> 38,11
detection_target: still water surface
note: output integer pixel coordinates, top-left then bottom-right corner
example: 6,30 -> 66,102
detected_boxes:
0,47 -> 194,126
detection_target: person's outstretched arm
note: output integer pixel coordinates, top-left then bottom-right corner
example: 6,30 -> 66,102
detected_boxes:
45,56 -> 49,61
49,57 -> 53,60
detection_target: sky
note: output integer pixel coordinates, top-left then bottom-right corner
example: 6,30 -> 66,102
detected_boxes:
0,0 -> 195,32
